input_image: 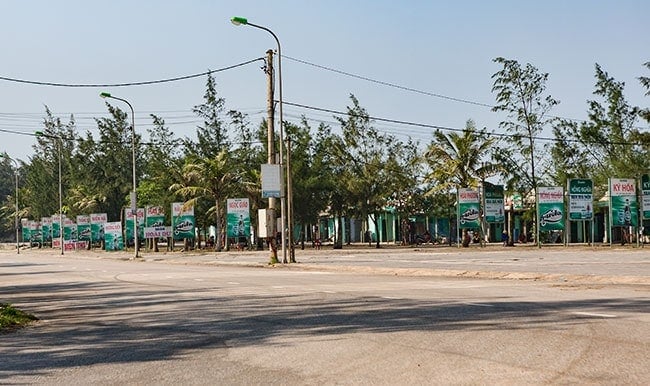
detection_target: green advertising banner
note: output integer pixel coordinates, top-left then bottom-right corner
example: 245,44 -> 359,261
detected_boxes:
125,208 -> 145,242
41,217 -> 52,242
457,188 -> 480,229
63,218 -> 76,241
642,175 -> 650,219
568,179 -> 593,220
29,221 -> 41,244
609,178 -> 637,227
77,215 -> 91,241
52,215 -> 62,239
21,219 -> 30,242
538,186 -> 565,231
90,213 -> 107,243
226,198 -> 251,238
172,202 -> 195,240
104,221 -> 123,251
483,183 -> 504,223
145,206 -> 165,228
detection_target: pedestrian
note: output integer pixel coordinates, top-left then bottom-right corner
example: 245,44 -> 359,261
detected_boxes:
501,230 -> 509,247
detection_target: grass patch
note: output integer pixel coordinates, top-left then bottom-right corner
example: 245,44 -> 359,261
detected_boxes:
0,303 -> 38,332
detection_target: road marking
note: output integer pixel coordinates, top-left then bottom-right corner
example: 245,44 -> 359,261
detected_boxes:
194,278 -> 204,282
381,296 -> 401,299
322,290 -> 336,294
462,302 -> 494,307
228,282 -> 240,285
572,311 -> 617,318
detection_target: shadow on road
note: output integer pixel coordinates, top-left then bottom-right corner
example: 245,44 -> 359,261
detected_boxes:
1,276 -> 648,378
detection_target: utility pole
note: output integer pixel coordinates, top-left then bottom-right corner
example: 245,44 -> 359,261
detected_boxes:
287,136 -> 295,262
265,49 -> 279,264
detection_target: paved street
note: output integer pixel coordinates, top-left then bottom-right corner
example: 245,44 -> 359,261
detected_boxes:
1,245 -> 649,384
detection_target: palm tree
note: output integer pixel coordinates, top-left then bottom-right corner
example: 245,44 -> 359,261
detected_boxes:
424,120 -> 500,245
170,150 -> 242,251
424,120 -> 498,192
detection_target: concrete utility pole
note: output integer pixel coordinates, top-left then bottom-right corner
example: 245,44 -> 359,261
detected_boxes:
287,136 -> 295,262
265,49 -> 278,263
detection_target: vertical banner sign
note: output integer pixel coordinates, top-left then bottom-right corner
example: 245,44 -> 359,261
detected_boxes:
484,183 -> 505,223
172,202 -> 195,240
90,213 -> 107,243
145,206 -> 171,239
227,198 -> 251,238
30,221 -> 42,245
609,178 -> 637,227
63,217 -> 76,251
77,215 -> 91,242
41,217 -> 52,242
52,215 -> 62,239
125,208 -> 145,243
642,175 -> 650,219
63,218 -> 75,240
21,219 -> 31,243
261,164 -> 281,198
568,179 -> 593,220
538,187 -> 565,231
457,188 -> 480,229
145,206 -> 165,227
104,221 -> 124,251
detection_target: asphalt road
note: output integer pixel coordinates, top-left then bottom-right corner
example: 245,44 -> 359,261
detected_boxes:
1,247 -> 649,385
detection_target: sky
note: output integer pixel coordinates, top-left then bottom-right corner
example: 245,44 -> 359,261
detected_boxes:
1,0 -> 648,163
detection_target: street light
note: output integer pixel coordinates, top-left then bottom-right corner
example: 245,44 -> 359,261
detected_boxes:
1,154 -> 20,254
100,92 -> 139,258
34,131 -> 64,255
231,16 -> 293,263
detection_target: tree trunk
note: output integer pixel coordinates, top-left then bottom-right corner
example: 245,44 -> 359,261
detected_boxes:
333,215 -> 343,249
215,199 -> 222,252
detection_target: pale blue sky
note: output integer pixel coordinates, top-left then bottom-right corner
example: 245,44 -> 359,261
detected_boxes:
1,0 -> 648,162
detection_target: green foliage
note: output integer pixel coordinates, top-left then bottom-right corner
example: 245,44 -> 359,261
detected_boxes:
492,57 -> 559,194
330,94 -> 416,248
640,62 -> 650,124
552,64 -> 646,189
0,303 -> 38,331
184,73 -> 230,158
424,119 -> 498,192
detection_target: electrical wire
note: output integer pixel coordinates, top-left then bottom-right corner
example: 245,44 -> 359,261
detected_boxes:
283,55 -> 495,108
282,100 -> 646,147
0,58 -> 264,88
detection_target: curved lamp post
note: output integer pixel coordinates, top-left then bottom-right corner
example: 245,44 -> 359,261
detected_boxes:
100,92 -> 139,258
1,154 -> 20,254
231,16 -> 292,263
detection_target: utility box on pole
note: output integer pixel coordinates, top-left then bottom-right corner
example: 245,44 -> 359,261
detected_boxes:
258,209 -> 276,238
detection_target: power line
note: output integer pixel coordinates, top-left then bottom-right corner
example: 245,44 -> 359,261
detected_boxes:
283,55 -> 647,128
282,100 -> 646,147
283,55 -> 495,108
0,58 -> 264,88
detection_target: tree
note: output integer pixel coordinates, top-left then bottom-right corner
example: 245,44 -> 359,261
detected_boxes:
184,73 -> 230,159
492,58 -> 559,245
170,150 -> 242,252
491,57 -> 559,193
92,103 -> 142,222
26,108 -> 77,220
331,95 -> 413,248
640,61 -> 650,124
424,119 -> 499,245
424,120 -> 498,192
286,118 -> 333,249
552,64 -> 645,187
